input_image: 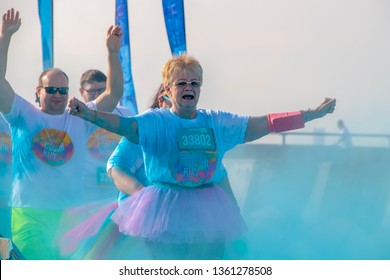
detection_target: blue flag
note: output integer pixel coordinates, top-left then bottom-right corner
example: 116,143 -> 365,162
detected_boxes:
162,0 -> 186,55
38,0 -> 53,70
115,0 -> 138,114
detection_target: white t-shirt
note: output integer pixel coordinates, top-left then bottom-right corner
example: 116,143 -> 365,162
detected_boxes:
82,105 -> 133,203
3,94 -> 95,210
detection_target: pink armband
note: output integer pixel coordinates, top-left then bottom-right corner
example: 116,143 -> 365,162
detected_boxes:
267,111 -> 305,132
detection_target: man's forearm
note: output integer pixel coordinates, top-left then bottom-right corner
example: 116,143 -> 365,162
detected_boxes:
0,32 -> 16,113
106,51 -> 123,102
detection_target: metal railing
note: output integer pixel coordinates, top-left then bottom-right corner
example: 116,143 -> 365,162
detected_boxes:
277,132 -> 390,147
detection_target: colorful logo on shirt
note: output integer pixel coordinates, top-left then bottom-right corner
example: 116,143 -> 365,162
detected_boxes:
87,128 -> 121,161
0,132 -> 12,164
171,127 -> 217,186
32,129 -> 74,166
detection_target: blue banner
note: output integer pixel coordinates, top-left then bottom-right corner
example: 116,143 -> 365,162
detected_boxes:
38,0 -> 53,70
115,0 -> 138,114
162,0 -> 186,55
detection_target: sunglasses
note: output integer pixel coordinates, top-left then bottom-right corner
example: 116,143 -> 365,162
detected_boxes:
41,86 -> 69,95
173,80 -> 202,88
82,87 -> 106,95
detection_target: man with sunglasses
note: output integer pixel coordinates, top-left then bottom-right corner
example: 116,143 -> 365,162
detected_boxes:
0,8 -> 124,259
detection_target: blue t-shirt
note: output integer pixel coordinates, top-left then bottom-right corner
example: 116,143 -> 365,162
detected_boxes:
107,136 -> 148,203
135,108 -> 249,187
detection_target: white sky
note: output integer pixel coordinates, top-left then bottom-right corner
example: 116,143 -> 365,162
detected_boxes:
1,0 -> 390,145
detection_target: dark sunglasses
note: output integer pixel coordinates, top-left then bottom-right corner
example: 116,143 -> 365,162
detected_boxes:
41,86 -> 69,95
173,80 -> 202,88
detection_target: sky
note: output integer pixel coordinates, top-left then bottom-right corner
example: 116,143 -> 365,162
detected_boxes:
1,0 -> 390,146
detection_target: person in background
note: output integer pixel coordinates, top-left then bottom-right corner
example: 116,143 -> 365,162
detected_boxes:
0,8 -> 123,259
79,69 -> 133,204
68,53 -> 336,260
334,119 -> 352,148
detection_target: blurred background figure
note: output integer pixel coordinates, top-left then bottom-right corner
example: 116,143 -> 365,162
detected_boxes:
334,119 -> 352,148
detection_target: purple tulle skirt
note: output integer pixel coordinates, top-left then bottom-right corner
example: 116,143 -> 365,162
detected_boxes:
111,184 -> 246,244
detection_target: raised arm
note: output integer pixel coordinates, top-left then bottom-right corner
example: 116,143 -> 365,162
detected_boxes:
0,8 -> 21,113
94,25 -> 123,112
68,97 -> 139,144
244,97 -> 336,142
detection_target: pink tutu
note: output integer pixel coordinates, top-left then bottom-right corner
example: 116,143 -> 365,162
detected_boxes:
111,184 -> 246,244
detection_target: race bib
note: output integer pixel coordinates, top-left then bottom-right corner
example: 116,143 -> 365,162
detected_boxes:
172,127 -> 217,186
32,129 -> 74,166
96,166 -> 114,186
177,127 -> 216,151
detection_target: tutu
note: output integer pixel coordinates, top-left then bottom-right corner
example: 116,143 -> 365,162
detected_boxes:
111,184 -> 246,244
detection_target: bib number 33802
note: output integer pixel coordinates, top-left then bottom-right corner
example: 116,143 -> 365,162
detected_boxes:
177,127 -> 216,151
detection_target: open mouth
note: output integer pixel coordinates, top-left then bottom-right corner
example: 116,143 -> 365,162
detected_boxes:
182,94 -> 194,100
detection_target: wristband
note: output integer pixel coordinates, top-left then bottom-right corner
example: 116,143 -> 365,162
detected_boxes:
267,111 -> 305,132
